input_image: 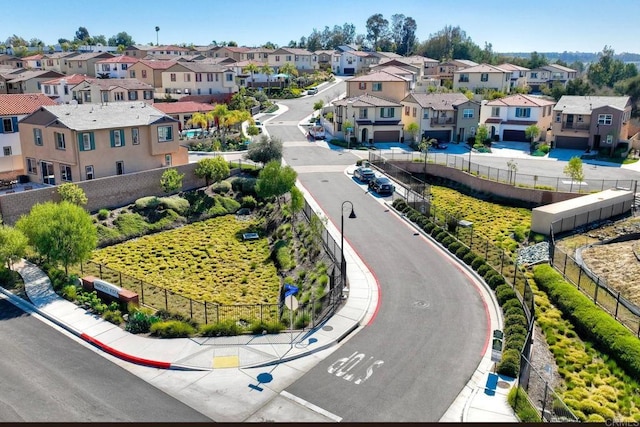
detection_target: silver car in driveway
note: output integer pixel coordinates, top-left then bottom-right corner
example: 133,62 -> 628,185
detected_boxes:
353,167 -> 376,183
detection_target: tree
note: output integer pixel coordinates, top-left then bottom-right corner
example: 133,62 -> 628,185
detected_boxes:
525,124 -> 540,153
366,14 -> 389,51
563,156 -> 584,193
16,201 -> 97,274
0,225 -> 28,270
108,31 -> 134,47
255,161 -> 297,205
194,157 -> 230,186
75,27 -> 90,43
57,183 -> 88,206
243,62 -> 259,88
313,100 -> 324,119
155,26 -> 160,45
475,124 -> 489,146
246,134 -> 283,164
288,186 -> 304,227
279,62 -> 298,88
260,63 -> 274,95
93,35 -> 107,45
189,111 -> 211,130
390,15 -> 417,56
211,103 -> 230,140
588,46 -> 636,88
160,168 -> 184,194
405,122 -> 420,143
415,25 -> 480,61
527,51 -> 548,70
418,137 -> 435,174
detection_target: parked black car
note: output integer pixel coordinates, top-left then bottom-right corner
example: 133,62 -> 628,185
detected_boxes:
353,167 -> 376,183
368,177 -> 395,195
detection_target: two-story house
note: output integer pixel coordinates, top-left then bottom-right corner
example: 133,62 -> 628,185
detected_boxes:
162,62 -> 238,99
453,63 -> 511,94
71,78 -> 155,104
336,50 -> 379,76
61,52 -> 115,77
435,59 -> 478,86
346,70 -> 411,103
145,45 -> 192,57
401,93 -> 480,143
480,94 -> 555,142
152,101 -> 215,130
552,95 -> 632,152
94,55 -> 139,79
211,46 -> 249,61
42,52 -> 79,73
127,60 -> 176,94
527,64 -> 577,93
497,63 -> 530,90
0,55 -> 24,69
21,54 -> 44,70
269,48 -> 318,73
241,47 -> 274,64
1,69 -> 64,94
19,101 -> 186,184
332,93 -> 403,143
41,74 -> 90,104
314,50 -> 340,73
0,93 -> 57,178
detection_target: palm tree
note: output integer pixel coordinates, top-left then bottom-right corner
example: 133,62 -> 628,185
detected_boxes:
211,104 -> 230,142
243,62 -> 259,88
279,62 -> 299,88
155,26 -> 160,46
190,112 -> 210,131
260,64 -> 274,95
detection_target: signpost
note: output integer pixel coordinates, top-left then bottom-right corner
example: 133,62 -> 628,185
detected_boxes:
491,329 -> 504,363
284,284 -> 299,345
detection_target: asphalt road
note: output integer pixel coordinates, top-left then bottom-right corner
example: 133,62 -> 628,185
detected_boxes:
0,299 -> 211,422
268,83 -> 489,421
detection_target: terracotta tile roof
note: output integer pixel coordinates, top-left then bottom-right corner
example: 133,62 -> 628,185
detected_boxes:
41,73 -> 89,85
0,93 -> 57,115
152,101 -> 215,114
96,55 -> 139,64
485,94 -> 555,107
349,71 -> 407,82
22,54 -> 44,61
137,60 -> 177,70
179,94 -> 233,104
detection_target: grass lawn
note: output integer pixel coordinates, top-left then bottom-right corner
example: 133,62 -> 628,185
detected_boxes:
91,215 -> 280,306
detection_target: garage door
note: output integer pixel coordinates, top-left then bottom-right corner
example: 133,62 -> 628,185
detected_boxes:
373,130 -> 400,142
344,68 -> 355,75
502,130 -> 528,142
423,130 -> 451,143
555,136 -> 589,149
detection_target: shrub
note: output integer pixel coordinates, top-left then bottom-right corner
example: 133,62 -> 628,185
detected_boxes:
504,333 -> 526,351
441,236 -> 454,247
416,217 -> 430,229
483,268 -> 499,281
488,274 -> 506,290
125,310 -> 159,334
497,348 -> 520,378
471,257 -> 485,271
430,226 -> 442,237
408,211 -> 420,223
150,320 -> 196,338
103,309 -> 124,325
505,323 -> 527,339
448,241 -> 462,254
355,159 -> 364,166
294,313 -> 311,329
200,320 -> 243,337
97,209 -> 110,220
62,284 -> 78,301
422,222 -> 435,233
135,196 -> 160,210
241,195 -> 257,209
455,246 -> 469,259
503,305 -> 525,318
435,230 -> 449,242
462,251 -> 476,265
392,199 -> 408,211
159,196 -> 190,215
249,320 -> 285,334
501,298 -> 523,313
495,284 -> 517,306
217,196 -> 241,213
508,387 -> 542,422
211,181 -> 232,194
477,264 -> 491,277
504,313 -> 528,330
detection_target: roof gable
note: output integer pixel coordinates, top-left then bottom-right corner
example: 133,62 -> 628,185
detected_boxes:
0,94 -> 57,115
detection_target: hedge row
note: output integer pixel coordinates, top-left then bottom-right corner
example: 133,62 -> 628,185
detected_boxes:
392,198 -> 524,377
533,264 -> 640,380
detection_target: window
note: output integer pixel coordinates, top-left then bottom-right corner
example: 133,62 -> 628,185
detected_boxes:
463,109 -> 474,118
2,118 -> 14,133
60,164 -> 72,181
144,90 -> 153,100
170,73 -> 176,82
412,107 -> 417,118
129,70 -> 135,78
459,74 -> 469,83
132,128 -> 140,145
480,73 -> 488,82
3,146 -> 11,156
85,165 -> 94,180
27,158 -> 37,174
372,82 -> 382,91
577,115 -> 583,122
423,110 -> 429,119
114,92 -> 124,101
515,107 -> 531,118
81,132 -> 92,151
141,69 -> 147,78
207,73 -> 213,82
184,74 -> 191,82
491,107 -> 500,117
34,128 -> 42,145
111,129 -> 124,147
101,64 -> 110,71
116,161 -> 124,175
359,82 -> 366,90
128,91 -> 138,100
55,132 -> 66,150
405,106 -> 410,116
555,112 -> 561,123
226,73 -> 233,82
606,134 -> 613,144
286,55 -> 292,61
215,74 -> 219,82
195,73 -> 202,82
158,125 -> 173,142
530,72 -> 538,78
165,154 -> 172,166
598,114 -> 613,125
64,86 -> 68,95
44,85 -> 51,94
53,86 -> 58,95
359,109 -> 368,119
121,64 -> 128,70
275,55 -> 280,62
102,91 -> 109,102
380,107 -> 395,118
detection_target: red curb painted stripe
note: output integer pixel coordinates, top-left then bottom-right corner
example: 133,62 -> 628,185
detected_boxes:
81,333 -> 171,369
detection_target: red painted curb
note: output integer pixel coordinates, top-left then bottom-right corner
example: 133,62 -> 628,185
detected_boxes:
81,333 -> 171,369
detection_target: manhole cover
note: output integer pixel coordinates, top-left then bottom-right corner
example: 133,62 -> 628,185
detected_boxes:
321,179 -> 329,183
322,325 -> 333,331
413,300 -> 430,308
291,158 -> 298,160
497,381 -> 510,389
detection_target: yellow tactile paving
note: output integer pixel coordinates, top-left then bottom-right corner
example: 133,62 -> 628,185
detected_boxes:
213,355 -> 239,368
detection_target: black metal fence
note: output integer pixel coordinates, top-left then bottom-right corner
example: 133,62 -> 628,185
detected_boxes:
515,355 -> 579,422
76,198 -> 346,331
380,151 -> 636,194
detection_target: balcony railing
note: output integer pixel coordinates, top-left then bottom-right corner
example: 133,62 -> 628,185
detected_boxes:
562,122 -> 590,130
431,117 -> 455,126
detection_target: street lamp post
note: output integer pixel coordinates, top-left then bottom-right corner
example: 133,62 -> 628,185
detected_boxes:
340,200 -> 357,283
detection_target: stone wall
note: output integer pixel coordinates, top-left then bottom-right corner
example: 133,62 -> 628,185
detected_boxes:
0,163 -> 206,225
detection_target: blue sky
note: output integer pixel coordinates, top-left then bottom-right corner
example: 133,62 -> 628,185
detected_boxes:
4,0 -> 638,53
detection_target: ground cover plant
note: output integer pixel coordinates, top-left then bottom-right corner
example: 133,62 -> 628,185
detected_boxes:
91,215 -> 279,305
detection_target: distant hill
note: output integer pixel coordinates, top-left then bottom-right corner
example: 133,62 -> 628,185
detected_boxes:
498,52 -> 640,63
